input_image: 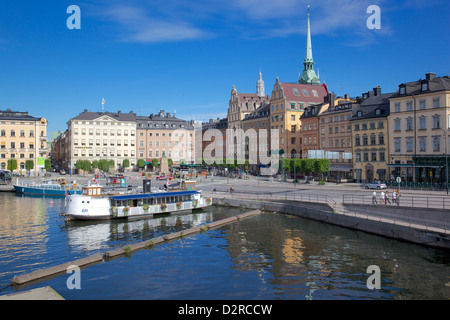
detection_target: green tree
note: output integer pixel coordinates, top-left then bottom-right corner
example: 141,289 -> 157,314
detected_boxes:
7,159 -> 17,171
314,159 -> 330,180
44,159 -> 51,171
152,158 -> 159,168
137,159 -> 146,169
92,160 -> 99,170
25,160 -> 34,170
122,159 -> 130,169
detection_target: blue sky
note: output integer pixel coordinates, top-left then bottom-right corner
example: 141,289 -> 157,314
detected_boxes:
0,0 -> 449,136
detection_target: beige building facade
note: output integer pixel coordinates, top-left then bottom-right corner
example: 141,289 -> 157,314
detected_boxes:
388,73 -> 450,183
0,109 -> 48,172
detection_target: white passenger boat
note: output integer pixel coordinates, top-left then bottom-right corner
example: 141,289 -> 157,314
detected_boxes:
63,180 -> 212,221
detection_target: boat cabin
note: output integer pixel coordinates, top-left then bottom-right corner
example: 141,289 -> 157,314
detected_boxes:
109,190 -> 200,208
181,180 -> 196,190
82,185 -> 102,197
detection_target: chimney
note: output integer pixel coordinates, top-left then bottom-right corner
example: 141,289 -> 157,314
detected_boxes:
373,86 -> 381,96
160,110 -> 165,116
426,72 -> 436,80
328,93 -> 336,106
344,94 -> 350,100
118,110 -> 121,113
84,109 -> 88,113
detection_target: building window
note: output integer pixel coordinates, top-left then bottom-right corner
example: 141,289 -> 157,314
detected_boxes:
394,118 -> 401,131
406,117 -> 413,131
355,152 -> 361,162
371,152 -> 377,161
433,98 -> 440,108
407,101 -> 413,112
362,134 -> 368,146
355,135 -> 360,146
370,134 -> 376,145
378,133 -> 385,145
419,137 -> 427,152
432,115 -> 441,129
395,103 -> 400,113
419,116 -> 427,130
406,137 -> 413,152
394,138 -> 401,152
433,136 -> 441,152
363,152 -> 369,162
420,99 -> 426,110
379,152 -> 385,162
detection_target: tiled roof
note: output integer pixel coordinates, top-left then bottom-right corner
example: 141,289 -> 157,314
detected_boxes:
280,82 -> 328,103
0,110 -> 42,121
391,75 -> 450,98
72,110 -> 136,122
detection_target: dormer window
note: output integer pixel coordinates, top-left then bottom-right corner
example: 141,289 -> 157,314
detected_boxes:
357,111 -> 363,117
375,109 -> 381,116
399,85 -> 406,95
421,81 -> 428,91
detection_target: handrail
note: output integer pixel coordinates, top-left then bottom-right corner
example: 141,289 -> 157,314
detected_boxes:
342,193 -> 450,209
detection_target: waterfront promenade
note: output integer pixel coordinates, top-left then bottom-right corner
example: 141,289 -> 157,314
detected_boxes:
3,172 -> 449,248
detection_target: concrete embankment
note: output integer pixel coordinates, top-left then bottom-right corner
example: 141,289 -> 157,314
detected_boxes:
10,210 -> 261,287
213,197 -> 450,250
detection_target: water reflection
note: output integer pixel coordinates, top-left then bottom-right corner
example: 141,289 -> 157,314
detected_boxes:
63,212 -> 213,253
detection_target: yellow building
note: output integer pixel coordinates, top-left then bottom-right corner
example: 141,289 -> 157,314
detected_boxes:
388,73 -> 450,183
270,78 -> 328,158
351,87 -> 394,182
0,109 -> 48,172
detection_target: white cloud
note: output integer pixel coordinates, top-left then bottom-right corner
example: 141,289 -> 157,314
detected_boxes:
102,4 -> 209,43
91,0 -> 402,45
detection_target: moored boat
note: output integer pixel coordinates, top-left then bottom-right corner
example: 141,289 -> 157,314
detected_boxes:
63,181 -> 212,221
14,179 -> 82,196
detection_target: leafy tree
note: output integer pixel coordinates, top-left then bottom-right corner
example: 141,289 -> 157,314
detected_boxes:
314,159 -> 330,180
7,159 -> 17,171
44,159 -> 51,171
122,159 -> 130,168
137,159 -> 146,169
25,160 -> 34,170
152,158 -> 159,168
92,160 -> 99,169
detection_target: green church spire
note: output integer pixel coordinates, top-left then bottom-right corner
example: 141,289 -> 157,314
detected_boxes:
299,5 -> 320,85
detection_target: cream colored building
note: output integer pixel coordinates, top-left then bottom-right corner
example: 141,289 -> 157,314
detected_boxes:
63,109 -> 137,171
0,109 -> 48,172
388,73 -> 450,183
351,87 -> 393,182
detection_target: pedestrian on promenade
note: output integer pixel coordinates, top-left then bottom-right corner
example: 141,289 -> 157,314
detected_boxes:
392,191 -> 397,204
380,191 -> 385,204
385,192 -> 391,204
229,185 -> 234,195
396,189 -> 400,206
372,191 -> 377,204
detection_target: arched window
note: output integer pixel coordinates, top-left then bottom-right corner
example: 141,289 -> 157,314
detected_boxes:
355,135 -> 360,146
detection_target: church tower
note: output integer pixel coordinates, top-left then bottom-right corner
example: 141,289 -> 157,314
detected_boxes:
256,69 -> 265,97
299,6 -> 320,85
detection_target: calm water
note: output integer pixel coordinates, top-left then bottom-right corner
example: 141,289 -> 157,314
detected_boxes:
0,192 -> 448,300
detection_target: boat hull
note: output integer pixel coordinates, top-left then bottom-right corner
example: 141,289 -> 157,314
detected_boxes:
63,192 -> 212,221
14,185 -> 81,196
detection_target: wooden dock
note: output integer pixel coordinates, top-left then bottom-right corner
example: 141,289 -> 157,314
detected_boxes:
0,286 -> 64,300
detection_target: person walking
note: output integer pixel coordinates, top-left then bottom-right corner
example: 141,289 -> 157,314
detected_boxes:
385,191 -> 391,204
392,190 -> 397,204
380,191 -> 385,204
372,190 -> 377,204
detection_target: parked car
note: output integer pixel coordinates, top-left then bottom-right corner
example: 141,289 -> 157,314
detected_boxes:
364,181 -> 387,189
156,175 -> 167,180
59,169 -> 66,175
